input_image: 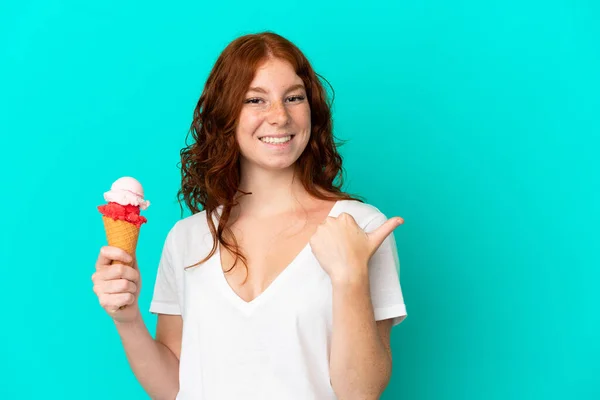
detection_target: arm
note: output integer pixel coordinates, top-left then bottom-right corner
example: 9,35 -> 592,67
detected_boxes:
114,313 -> 182,400
309,211 -> 406,399
329,272 -> 393,400
93,246 -> 183,400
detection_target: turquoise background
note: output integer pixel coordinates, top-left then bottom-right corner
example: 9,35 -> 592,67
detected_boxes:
1,0 -> 598,399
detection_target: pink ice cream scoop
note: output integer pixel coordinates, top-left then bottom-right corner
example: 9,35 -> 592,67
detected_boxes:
103,176 -> 150,210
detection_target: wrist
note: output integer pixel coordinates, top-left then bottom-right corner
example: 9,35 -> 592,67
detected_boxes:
330,263 -> 369,288
112,307 -> 143,328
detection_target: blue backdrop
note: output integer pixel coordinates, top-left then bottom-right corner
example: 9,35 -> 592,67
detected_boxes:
1,0 -> 598,399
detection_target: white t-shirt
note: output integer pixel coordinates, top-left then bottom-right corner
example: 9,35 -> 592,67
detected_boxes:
150,200 -> 407,400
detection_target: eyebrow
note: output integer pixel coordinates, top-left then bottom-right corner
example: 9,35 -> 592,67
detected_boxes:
247,84 -> 306,94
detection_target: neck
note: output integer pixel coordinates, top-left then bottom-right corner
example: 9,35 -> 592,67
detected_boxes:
235,163 -> 307,217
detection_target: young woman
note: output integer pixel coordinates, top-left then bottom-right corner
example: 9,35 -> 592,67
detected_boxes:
92,32 -> 407,400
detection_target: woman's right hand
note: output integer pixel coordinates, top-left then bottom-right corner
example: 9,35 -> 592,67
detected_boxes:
92,246 -> 142,324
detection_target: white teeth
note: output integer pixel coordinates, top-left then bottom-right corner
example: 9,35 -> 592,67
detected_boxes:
260,135 -> 292,144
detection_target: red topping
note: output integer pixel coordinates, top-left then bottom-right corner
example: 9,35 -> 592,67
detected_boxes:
98,202 -> 148,228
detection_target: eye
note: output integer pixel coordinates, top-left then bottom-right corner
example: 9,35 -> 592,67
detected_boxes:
244,98 -> 264,104
286,95 -> 306,103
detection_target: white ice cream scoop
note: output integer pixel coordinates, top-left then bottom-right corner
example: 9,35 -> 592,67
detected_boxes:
103,176 -> 150,210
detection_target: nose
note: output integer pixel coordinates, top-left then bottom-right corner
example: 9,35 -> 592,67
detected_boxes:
267,101 -> 290,126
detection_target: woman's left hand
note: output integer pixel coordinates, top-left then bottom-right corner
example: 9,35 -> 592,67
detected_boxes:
309,212 -> 404,284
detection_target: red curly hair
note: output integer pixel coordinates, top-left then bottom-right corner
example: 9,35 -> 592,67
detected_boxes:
178,31 -> 360,271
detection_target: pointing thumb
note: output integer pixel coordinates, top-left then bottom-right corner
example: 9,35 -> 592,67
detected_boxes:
368,217 -> 404,252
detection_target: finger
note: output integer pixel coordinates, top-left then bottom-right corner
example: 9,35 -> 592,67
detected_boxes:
367,217 -> 404,251
99,293 -> 136,312
337,212 -> 354,220
321,216 -> 336,225
93,264 -> 140,283
97,246 -> 133,269
100,279 -> 138,295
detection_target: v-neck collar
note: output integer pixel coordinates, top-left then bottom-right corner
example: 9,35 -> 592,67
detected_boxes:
214,200 -> 342,314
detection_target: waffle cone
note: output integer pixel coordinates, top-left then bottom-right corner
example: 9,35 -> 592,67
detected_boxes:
102,216 -> 140,266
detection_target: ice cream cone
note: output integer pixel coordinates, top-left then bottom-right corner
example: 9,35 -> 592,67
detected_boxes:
102,216 -> 139,266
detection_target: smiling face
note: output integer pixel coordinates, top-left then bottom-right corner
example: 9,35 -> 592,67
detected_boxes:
235,58 -> 311,173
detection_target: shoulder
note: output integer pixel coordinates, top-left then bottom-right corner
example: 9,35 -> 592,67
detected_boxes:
174,209 -> 211,233
333,199 -> 388,229
168,210 -> 210,237
163,210 -> 213,256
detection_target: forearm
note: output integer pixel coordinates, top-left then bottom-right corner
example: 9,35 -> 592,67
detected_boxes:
114,312 -> 179,400
329,270 -> 392,400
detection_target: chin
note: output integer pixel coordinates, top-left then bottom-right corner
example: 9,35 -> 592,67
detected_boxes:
261,159 -> 298,171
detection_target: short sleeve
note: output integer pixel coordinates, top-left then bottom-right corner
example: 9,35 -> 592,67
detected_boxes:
149,227 -> 182,315
363,213 -> 407,326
